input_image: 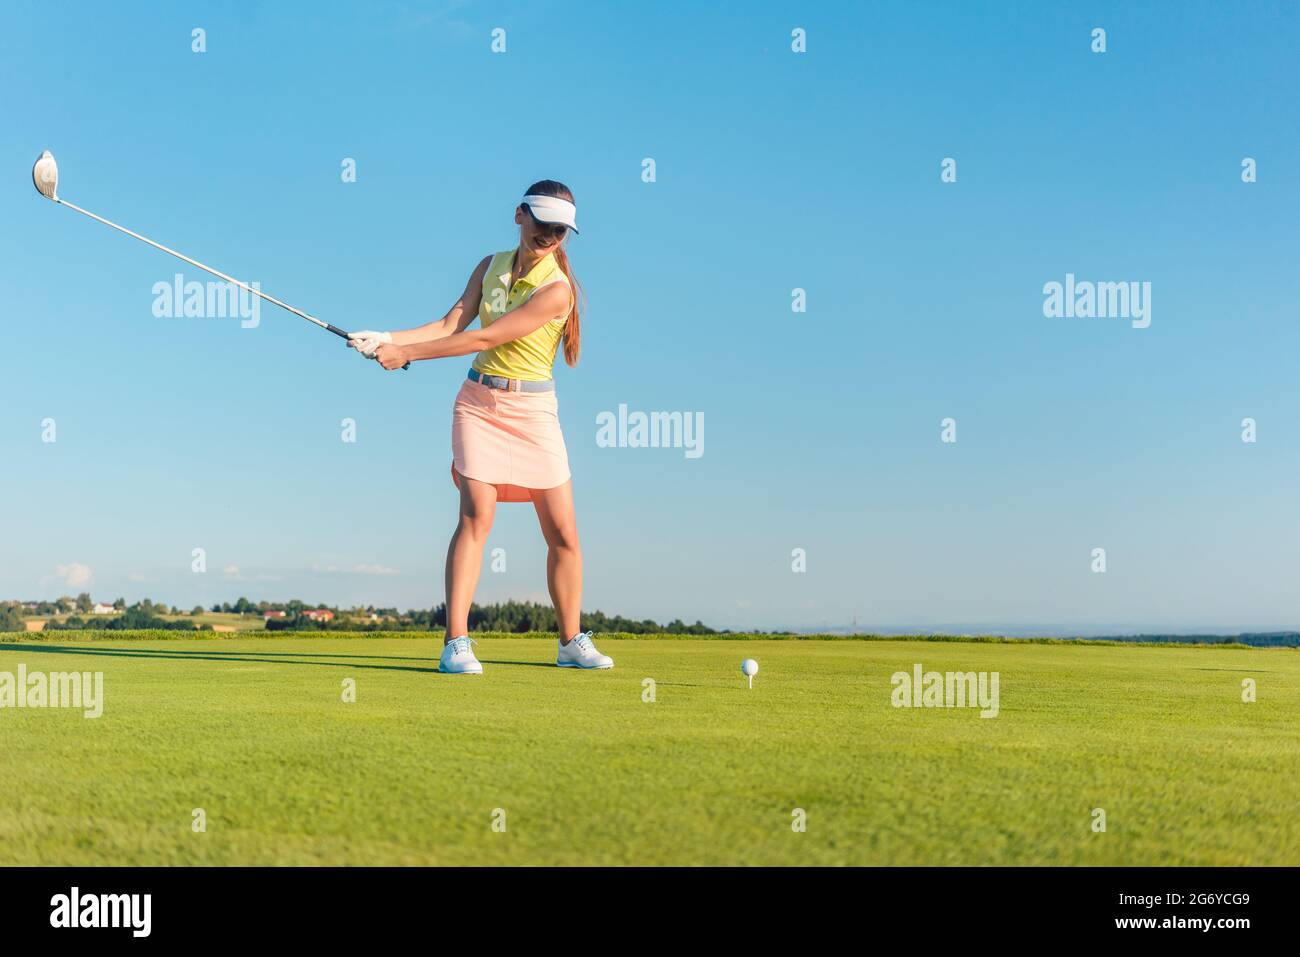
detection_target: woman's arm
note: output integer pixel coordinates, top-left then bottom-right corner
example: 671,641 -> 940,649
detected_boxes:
375,283 -> 569,370
389,255 -> 491,345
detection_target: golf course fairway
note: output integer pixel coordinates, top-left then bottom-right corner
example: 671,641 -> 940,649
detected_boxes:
1,634 -> 1295,866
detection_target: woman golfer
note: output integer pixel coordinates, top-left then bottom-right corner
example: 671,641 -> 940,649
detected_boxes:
348,181 -> 612,676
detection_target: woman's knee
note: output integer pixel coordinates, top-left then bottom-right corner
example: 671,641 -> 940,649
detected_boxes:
548,521 -> 580,553
457,505 -> 495,541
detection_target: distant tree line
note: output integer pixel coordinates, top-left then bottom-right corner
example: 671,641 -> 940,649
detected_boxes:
11,595 -> 716,632
2,594 -> 719,636
264,600 -> 717,634
450,600 -> 717,635
210,598 -> 332,616
15,593 -> 103,616
45,606 -> 212,632
1112,632 -> 1300,647
0,603 -> 24,632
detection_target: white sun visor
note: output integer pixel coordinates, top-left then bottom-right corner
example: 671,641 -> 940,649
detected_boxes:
522,194 -> 579,234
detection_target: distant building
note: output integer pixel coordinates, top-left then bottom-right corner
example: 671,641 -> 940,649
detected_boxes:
263,610 -> 287,620
302,609 -> 334,622
91,602 -> 116,615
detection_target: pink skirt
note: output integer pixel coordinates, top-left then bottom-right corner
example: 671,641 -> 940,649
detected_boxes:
450,379 -> 571,503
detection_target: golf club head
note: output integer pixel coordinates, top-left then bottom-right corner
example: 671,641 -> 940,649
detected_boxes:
33,150 -> 58,201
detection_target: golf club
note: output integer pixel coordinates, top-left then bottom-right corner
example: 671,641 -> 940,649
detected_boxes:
31,150 -> 407,367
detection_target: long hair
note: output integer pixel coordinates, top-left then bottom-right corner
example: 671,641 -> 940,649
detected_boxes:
524,179 -> 583,366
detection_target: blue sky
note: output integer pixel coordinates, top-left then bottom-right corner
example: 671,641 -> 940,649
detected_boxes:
2,1 -> 1297,634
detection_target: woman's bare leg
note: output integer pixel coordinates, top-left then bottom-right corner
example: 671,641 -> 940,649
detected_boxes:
531,480 -> 582,643
445,473 -> 497,643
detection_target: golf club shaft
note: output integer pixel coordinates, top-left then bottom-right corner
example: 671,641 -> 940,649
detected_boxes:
56,198 -> 350,340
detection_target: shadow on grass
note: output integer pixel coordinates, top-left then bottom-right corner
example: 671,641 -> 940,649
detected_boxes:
0,644 -> 570,674
7,644 -> 440,662
478,659 -> 554,668
0,643 -> 449,675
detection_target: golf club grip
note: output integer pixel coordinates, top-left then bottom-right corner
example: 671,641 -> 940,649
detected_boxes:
338,325 -> 408,369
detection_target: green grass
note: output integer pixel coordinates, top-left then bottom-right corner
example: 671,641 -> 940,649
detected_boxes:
0,633 -> 1295,865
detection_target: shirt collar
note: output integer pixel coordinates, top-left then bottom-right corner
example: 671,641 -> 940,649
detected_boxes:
500,249 -> 557,290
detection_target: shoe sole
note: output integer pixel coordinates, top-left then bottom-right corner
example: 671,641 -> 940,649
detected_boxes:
555,661 -> 614,670
438,666 -> 483,675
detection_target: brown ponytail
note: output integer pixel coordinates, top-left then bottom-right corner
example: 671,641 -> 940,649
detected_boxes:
525,180 -> 583,366
553,244 -> 583,366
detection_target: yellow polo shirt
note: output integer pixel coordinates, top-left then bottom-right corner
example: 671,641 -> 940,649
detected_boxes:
471,249 -> 571,381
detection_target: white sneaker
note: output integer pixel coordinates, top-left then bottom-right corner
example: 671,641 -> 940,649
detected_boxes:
439,636 -> 483,675
556,631 -> 613,670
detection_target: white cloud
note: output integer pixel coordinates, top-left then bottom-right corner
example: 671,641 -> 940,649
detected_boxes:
392,0 -> 474,37
43,562 -> 94,590
223,564 -> 240,576
352,563 -> 400,576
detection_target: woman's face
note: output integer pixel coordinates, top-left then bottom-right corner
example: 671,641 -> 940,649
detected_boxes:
516,204 -> 568,255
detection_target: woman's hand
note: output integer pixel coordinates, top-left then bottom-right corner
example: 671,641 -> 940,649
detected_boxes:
375,343 -> 411,370
348,330 -> 391,358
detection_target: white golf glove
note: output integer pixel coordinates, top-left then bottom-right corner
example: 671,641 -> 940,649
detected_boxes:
348,330 -> 392,358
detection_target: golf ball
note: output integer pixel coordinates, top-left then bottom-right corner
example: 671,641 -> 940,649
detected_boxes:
741,658 -> 758,677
